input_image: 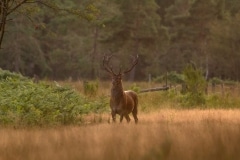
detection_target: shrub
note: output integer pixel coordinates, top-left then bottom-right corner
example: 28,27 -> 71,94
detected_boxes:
0,69 -> 92,126
83,80 -> 99,97
130,83 -> 141,93
180,64 -> 207,107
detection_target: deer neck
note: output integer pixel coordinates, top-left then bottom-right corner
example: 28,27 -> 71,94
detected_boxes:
111,83 -> 124,102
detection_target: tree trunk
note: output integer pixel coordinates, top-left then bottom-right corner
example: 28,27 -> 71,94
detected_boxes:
91,26 -> 99,79
129,0 -> 140,82
0,1 -> 7,49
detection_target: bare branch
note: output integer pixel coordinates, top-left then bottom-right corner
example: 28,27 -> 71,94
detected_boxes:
27,0 -> 60,11
7,0 -> 28,16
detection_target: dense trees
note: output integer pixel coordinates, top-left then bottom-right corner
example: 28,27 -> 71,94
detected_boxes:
100,0 -> 169,80
0,0 -> 98,48
1,0 -> 240,81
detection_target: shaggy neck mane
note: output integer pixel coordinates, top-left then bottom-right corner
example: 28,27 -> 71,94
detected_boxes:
111,83 -> 124,102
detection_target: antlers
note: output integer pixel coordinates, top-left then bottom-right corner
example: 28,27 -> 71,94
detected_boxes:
103,54 -> 139,75
123,55 -> 139,74
103,54 -> 115,74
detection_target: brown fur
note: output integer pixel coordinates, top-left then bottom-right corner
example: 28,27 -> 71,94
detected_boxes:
110,75 -> 138,123
103,54 -> 139,123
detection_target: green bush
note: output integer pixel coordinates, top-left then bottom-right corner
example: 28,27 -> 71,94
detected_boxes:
83,96 -> 109,114
130,83 -> 141,93
180,64 -> 207,107
0,68 -> 28,81
83,80 -> 99,97
0,69 -> 103,126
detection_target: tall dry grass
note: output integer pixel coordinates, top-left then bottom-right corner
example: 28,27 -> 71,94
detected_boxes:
1,80 -> 239,159
1,109 -> 240,160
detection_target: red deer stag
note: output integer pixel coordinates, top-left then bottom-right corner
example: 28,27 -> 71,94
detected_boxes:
103,55 -> 139,123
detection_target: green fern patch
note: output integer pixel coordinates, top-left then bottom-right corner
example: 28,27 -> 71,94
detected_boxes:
0,69 -> 106,126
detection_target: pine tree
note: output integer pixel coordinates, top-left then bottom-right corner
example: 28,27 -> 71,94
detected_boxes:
164,0 -> 219,77
100,0 -> 169,80
208,11 -> 240,79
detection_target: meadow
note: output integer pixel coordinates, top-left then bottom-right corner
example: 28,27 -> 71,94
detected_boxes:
1,80 -> 240,160
1,109 -> 240,160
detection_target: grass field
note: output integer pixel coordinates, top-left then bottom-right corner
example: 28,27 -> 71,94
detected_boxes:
1,79 -> 240,160
1,109 -> 240,160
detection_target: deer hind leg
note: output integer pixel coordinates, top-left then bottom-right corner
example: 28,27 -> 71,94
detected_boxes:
132,113 -> 138,124
124,114 -> 131,123
132,108 -> 138,124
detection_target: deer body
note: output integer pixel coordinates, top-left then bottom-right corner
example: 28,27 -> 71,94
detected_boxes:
110,78 -> 138,123
103,55 -> 139,123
